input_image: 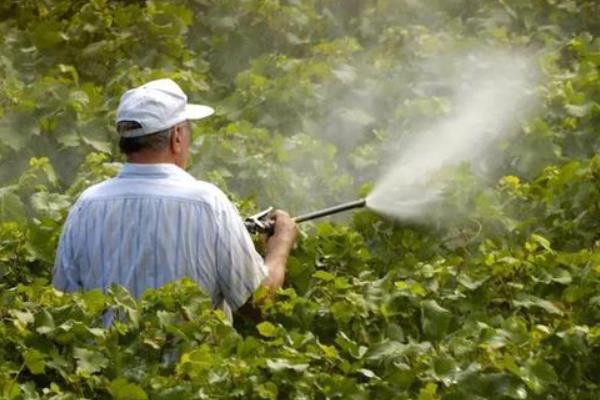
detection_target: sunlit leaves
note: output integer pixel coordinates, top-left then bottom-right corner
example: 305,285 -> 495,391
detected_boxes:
256,321 -> 279,338
108,378 -> 148,400
22,349 -> 46,375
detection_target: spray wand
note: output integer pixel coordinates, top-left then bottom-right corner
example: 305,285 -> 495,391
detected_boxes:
244,199 -> 367,235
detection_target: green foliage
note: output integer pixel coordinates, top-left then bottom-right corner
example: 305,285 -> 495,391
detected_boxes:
0,0 -> 599,398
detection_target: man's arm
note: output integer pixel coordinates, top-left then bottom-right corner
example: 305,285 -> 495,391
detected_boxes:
234,210 -> 297,322
261,210 -> 297,294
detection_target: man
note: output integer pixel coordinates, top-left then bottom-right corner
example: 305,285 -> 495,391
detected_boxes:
52,78 -> 297,320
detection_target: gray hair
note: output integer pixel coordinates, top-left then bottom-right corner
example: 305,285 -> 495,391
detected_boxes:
117,121 -> 171,154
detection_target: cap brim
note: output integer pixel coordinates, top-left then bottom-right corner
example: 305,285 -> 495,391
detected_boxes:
183,104 -> 215,121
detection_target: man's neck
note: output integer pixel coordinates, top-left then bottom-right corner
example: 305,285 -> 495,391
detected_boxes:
126,152 -> 176,165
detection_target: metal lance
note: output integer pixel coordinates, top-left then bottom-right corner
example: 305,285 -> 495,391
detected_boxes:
245,199 -> 367,235
293,199 -> 367,223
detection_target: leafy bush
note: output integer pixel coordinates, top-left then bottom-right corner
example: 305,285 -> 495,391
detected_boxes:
0,0 -> 599,398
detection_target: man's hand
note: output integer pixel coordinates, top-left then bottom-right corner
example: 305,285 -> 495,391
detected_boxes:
267,210 -> 297,247
262,210 -> 297,292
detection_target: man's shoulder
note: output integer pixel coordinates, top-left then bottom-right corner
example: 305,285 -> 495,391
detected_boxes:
173,179 -> 230,204
78,179 -> 115,201
76,175 -> 230,207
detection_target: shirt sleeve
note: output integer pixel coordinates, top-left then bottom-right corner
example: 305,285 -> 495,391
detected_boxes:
212,194 -> 269,311
52,209 -> 82,292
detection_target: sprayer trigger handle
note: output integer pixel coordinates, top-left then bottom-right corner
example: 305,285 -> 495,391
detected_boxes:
244,207 -> 275,235
263,220 -> 275,236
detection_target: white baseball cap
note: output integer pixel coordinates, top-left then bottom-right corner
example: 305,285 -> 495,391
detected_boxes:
116,78 -> 214,137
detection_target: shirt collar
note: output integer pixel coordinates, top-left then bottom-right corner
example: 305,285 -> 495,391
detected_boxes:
117,163 -> 196,181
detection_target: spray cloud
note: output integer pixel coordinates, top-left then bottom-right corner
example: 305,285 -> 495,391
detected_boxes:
366,50 -> 539,221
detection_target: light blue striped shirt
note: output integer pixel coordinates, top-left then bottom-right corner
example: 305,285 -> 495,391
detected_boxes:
52,163 -> 268,317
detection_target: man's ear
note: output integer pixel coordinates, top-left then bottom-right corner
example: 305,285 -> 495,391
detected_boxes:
170,126 -> 183,154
